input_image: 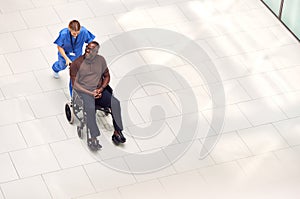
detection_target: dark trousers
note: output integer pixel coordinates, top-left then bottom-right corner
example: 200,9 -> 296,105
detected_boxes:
79,89 -> 123,138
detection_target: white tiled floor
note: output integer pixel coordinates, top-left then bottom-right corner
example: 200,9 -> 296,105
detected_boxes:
0,0 -> 300,198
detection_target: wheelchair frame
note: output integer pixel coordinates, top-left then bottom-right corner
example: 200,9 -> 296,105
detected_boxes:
64,86 -> 113,143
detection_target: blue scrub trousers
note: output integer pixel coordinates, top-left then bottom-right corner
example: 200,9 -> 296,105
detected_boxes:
52,55 -> 77,97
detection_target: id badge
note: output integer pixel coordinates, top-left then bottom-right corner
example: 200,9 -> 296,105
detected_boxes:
69,52 -> 76,56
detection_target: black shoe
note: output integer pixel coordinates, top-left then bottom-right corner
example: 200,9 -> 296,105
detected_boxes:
112,134 -> 120,145
88,138 -> 102,151
118,131 -> 126,143
113,131 -> 126,144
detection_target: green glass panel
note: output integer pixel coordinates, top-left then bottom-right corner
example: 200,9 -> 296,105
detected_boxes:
281,0 -> 300,39
262,0 -> 282,16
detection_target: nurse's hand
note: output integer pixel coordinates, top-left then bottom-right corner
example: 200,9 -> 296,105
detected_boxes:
66,58 -> 72,67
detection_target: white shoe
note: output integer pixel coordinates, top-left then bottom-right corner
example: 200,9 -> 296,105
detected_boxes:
53,72 -> 59,79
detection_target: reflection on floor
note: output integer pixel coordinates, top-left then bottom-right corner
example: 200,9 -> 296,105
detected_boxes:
0,0 -> 300,198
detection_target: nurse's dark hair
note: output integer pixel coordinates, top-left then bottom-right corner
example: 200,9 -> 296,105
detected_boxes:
68,20 -> 81,31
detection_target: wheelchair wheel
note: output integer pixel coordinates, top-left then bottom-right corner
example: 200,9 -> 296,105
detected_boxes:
65,102 -> 74,124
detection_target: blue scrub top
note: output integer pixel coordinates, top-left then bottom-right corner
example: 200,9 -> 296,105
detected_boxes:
54,26 -> 95,59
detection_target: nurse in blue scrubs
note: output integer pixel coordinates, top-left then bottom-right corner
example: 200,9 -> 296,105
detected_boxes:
52,20 -> 95,96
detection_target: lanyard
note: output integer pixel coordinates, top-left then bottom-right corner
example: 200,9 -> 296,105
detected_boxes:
69,32 -> 78,52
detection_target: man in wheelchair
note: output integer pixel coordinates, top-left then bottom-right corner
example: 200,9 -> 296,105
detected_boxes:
70,41 -> 126,151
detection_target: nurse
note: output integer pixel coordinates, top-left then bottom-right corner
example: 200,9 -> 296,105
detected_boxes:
52,20 -> 95,96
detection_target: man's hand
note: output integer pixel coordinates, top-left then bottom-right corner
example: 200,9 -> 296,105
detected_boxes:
93,89 -> 102,99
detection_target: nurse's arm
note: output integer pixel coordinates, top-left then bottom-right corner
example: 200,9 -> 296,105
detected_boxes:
57,45 -> 72,66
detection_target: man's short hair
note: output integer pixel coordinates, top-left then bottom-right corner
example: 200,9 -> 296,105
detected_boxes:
89,41 -> 100,52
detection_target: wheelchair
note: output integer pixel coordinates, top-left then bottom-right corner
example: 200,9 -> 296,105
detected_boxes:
64,85 -> 119,151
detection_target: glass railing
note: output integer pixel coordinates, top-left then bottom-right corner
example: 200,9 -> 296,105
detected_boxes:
261,0 -> 300,41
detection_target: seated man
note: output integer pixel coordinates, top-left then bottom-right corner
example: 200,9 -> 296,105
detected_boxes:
70,41 -> 126,150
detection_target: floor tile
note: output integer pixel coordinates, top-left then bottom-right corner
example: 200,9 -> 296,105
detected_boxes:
26,90 -> 68,118
0,153 -> 18,183
5,49 -> 49,74
0,72 -> 42,99
13,27 -> 53,50
171,64 -> 208,87
76,189 -> 122,199
0,98 -> 35,126
128,121 -> 177,151
238,72 -> 285,99
115,10 -> 155,31
273,45 -> 300,68
109,52 -> 147,78
207,80 -> 251,105
238,124 -> 289,154
10,145 -> 60,178
0,0 -> 33,13
21,7 -> 61,28
57,114 -> 77,138
0,125 -> 27,153
86,0 -> 127,17
118,179 -> 168,199
34,68 -> 69,92
19,116 -> 66,147
31,0 -> 68,7
274,66 -> 300,92
146,5 -> 187,26
1,176 -> 51,199
178,0 -> 218,21
211,56 -> 249,80
166,112 -> 215,142
110,76 -> 147,101
43,166 -> 95,199
131,93 -> 180,122
0,55 -> 12,77
237,97 -> 287,126
239,50 -> 279,74
121,0 -> 158,10
82,16 -> 123,37
202,132 -> 251,163
119,100 -> 145,127
84,160 -> 136,191
170,86 -> 214,114
136,68 -> 183,95
164,140 -> 215,172
274,147 -> 300,175
176,20 -> 220,40
159,170 -> 208,199
0,12 -> 27,33
212,0 -> 249,13
237,153 -> 287,184
50,138 -> 96,169
133,164 -> 176,182
139,49 -> 185,68
53,1 -> 95,22
123,149 -> 171,174
156,0 -> 186,6
273,117 -> 300,146
199,161 -> 246,186
202,104 -> 252,133
0,33 -> 20,54
269,25 -> 298,46
272,91 -> 300,118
